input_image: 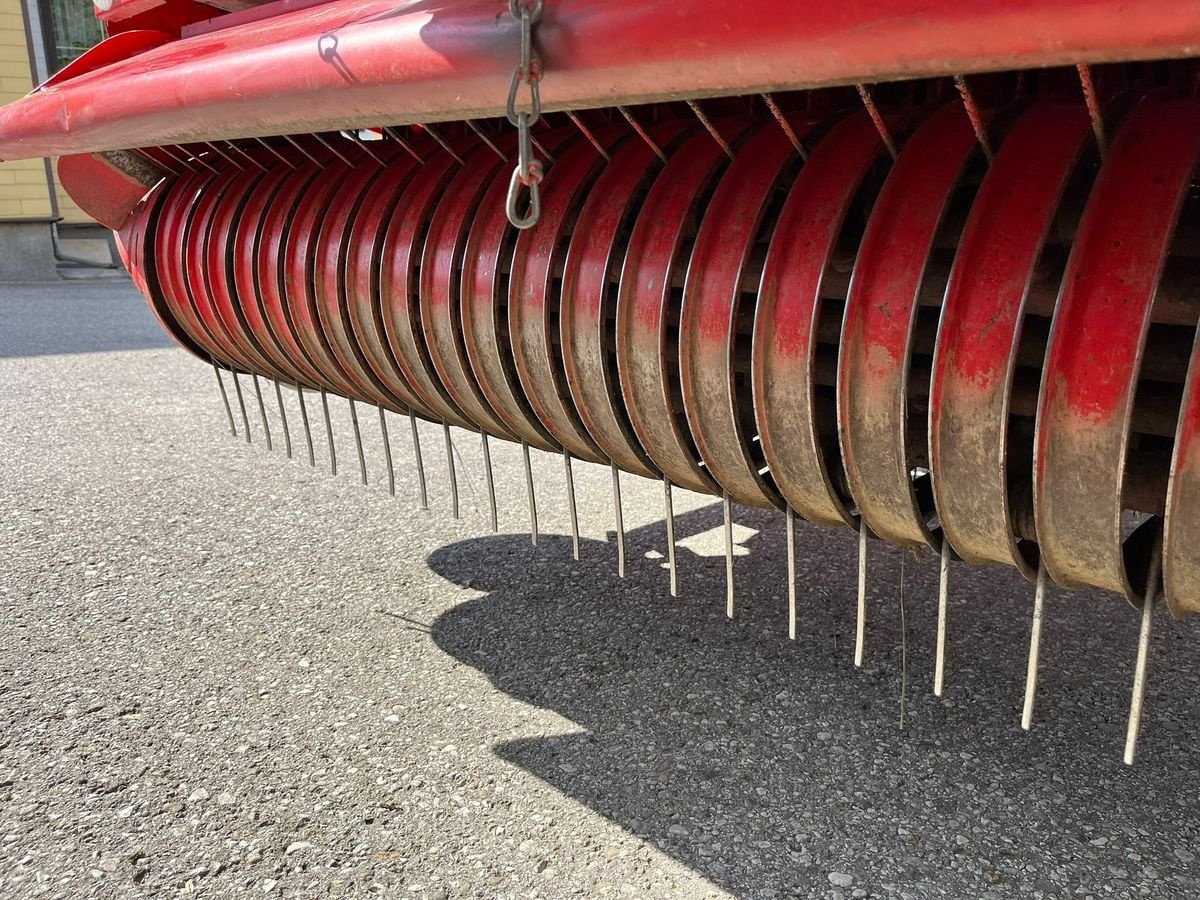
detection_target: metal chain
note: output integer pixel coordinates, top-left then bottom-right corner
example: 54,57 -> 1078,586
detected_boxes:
505,0 -> 544,229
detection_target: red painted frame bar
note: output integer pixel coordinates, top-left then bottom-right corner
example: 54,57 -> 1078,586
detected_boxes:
2,0 -> 1199,160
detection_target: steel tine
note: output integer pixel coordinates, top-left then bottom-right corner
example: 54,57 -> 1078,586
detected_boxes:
1124,549 -> 1162,765
383,126 -> 426,165
251,374 -> 273,451
566,111 -> 612,161
232,371 -> 252,444
348,399 -> 367,484
296,383 -> 315,467
409,412 -> 429,509
952,75 -> 993,162
611,463 -> 626,578
761,93 -> 807,159
320,387 -> 337,475
255,137 -> 298,171
522,440 -> 539,546
564,451 -> 580,560
211,360 -> 237,436
272,379 -> 292,458
466,120 -> 507,162
426,124 -> 466,166
617,106 -> 668,164
311,131 -> 355,167
855,83 -> 899,160
1021,563 -> 1048,731
1077,63 -> 1107,160
282,134 -> 322,168
664,476 -> 678,597
723,492 -> 735,617
855,519 -> 867,667
786,504 -> 796,640
481,431 -> 498,532
443,423 -> 459,519
934,537 -> 951,696
378,405 -> 395,496
686,99 -> 735,161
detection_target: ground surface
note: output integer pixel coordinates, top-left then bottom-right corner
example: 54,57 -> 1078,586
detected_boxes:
2,280 -> 1200,899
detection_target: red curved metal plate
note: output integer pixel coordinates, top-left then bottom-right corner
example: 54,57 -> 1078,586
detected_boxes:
508,130 -> 611,464
312,152 -> 416,413
560,123 -> 689,480
751,110 -> 882,529
615,123 -> 752,494
1035,94 -> 1200,601
929,99 -> 1090,578
420,140 -> 518,437
678,120 -> 800,509
838,101 -> 979,549
378,145 -> 478,430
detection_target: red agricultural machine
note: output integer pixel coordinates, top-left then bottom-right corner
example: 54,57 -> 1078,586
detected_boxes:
3,0 -> 1199,763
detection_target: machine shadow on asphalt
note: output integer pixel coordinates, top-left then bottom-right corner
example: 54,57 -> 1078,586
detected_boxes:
421,503 -> 1200,895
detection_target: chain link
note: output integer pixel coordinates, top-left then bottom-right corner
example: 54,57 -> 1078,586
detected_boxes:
505,0 -> 544,229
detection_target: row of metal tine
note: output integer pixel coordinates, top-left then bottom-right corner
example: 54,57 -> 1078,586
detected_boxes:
195,62 -> 1153,764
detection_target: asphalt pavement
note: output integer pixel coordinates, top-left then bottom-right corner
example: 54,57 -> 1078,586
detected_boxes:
2,279 -> 1199,899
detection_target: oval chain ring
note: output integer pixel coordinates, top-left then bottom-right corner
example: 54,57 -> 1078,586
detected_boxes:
505,0 -> 544,229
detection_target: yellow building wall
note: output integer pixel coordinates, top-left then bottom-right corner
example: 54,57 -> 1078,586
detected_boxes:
0,0 -> 90,224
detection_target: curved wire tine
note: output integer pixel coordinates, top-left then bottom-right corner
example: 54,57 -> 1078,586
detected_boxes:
934,538 -> 951,695
855,84 -> 898,160
296,384 -> 315,467
252,374 -> 272,451
855,519 -> 867,667
211,359 -> 236,436
157,144 -> 197,172
760,93 -> 807,160
273,378 -> 292,459
282,134 -> 323,168
311,131 -> 355,167
231,371 -> 252,444
566,111 -> 611,161
207,140 -> 245,171
1077,63 -> 1108,160
227,139 -> 268,172
383,126 -> 426,165
611,463 -> 626,578
1125,545 -> 1162,765
786,505 -> 796,640
179,143 -> 221,174
349,399 -> 367,485
347,129 -> 387,166
617,106 -> 668,164
723,492 -> 735,617
466,120 -> 507,162
320,387 -> 337,475
379,405 -> 395,496
952,75 -> 993,163
664,476 -> 677,597
255,137 -> 298,171
686,99 -> 735,161
425,124 -> 466,166
443,423 -> 459,519
564,451 -> 580,561
529,134 -> 556,166
481,431 -> 498,532
409,412 -> 428,509
134,147 -> 181,177
1022,564 -> 1048,730
522,440 -> 539,545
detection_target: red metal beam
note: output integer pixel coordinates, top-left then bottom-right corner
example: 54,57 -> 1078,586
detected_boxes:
1,0 -> 1199,161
